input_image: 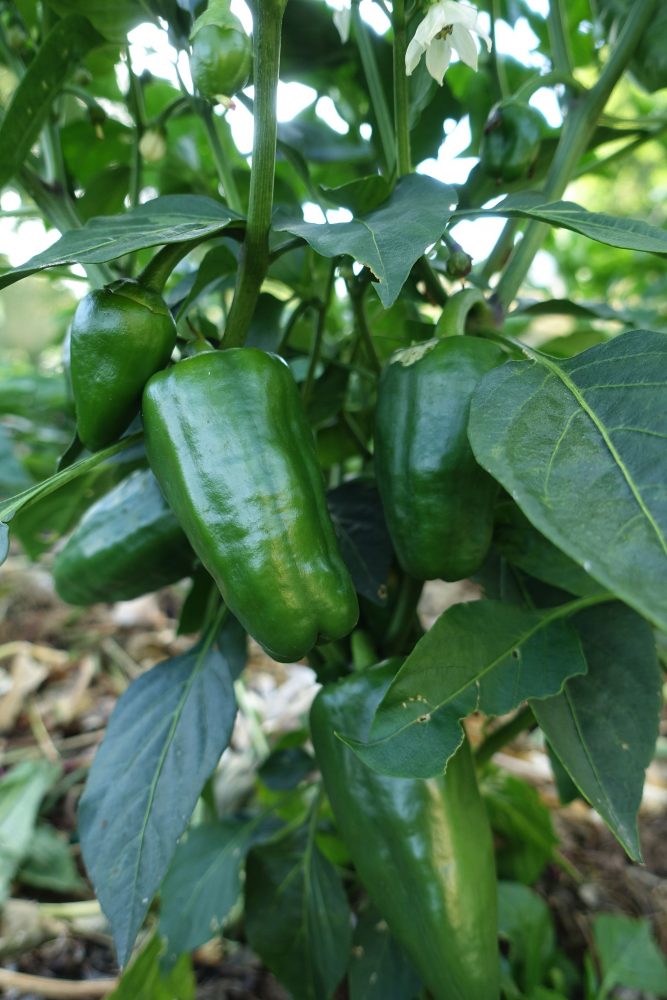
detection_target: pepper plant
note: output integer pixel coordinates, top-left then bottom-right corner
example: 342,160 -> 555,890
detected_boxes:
0,0 -> 666,996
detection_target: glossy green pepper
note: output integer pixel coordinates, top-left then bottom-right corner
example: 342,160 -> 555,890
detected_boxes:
190,2 -> 252,101
70,279 -> 177,452
310,663 -> 499,1000
375,336 -> 504,582
479,99 -> 545,182
142,349 -> 359,662
53,469 -> 194,605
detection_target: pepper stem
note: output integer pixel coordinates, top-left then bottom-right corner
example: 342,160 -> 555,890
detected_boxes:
139,239 -> 207,294
436,287 -> 491,337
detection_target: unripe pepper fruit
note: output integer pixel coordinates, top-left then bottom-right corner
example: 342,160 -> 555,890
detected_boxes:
53,468 -> 194,605
311,662 -> 500,1000
70,279 -> 177,452
374,336 -> 504,582
190,1 -> 252,101
142,348 -> 359,662
479,99 -> 545,182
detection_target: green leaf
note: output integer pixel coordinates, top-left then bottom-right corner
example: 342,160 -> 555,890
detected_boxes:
469,329 -> 667,632
342,599 -> 589,778
327,479 -> 393,606
108,935 -> 195,1000
0,15 -> 103,191
45,0 -> 149,41
493,501 -> 603,598
497,882 -> 555,998
348,906 -> 421,1000
0,761 -> 60,905
245,826 -> 352,1000
593,914 -> 667,997
159,817 -> 267,965
18,824 -> 87,895
477,194 -> 667,254
274,175 -> 457,307
0,196 -> 243,290
531,604 -> 661,861
78,639 -> 237,965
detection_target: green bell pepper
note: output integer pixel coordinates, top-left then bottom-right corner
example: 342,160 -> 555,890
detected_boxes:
374,336 -> 504,582
310,662 -> 499,1000
70,279 -> 177,452
142,348 -> 359,662
53,468 -> 194,605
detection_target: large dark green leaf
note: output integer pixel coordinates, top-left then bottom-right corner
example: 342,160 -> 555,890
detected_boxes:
159,817 -> 268,965
470,194 -> 667,254
78,640 -> 237,964
0,15 -> 103,191
275,175 -> 457,307
531,604 -> 661,861
0,196 -> 243,290
342,599 -> 588,778
469,329 -> 667,631
493,501 -> 603,598
245,827 -> 351,1000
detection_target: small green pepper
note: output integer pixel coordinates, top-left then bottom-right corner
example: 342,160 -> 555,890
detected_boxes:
479,99 -> 545,182
190,2 -> 252,101
70,280 -> 177,452
142,348 -> 359,662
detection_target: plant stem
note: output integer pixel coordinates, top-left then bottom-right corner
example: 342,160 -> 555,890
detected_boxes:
201,103 -> 243,213
547,0 -> 573,77
491,0 -> 510,99
392,0 -> 411,176
222,0 -> 286,348
475,706 -> 536,766
352,0 -> 396,176
302,260 -> 337,405
385,574 -> 424,655
126,55 -> 146,209
347,279 -> 381,374
493,0 -> 656,312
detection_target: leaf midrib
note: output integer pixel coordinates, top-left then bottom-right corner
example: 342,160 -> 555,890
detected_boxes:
536,352 -> 667,559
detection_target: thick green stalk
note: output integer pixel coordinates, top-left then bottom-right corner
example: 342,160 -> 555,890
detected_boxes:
392,0 -> 411,176
493,0 -> 656,311
222,0 -> 286,348
352,0 -> 396,176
